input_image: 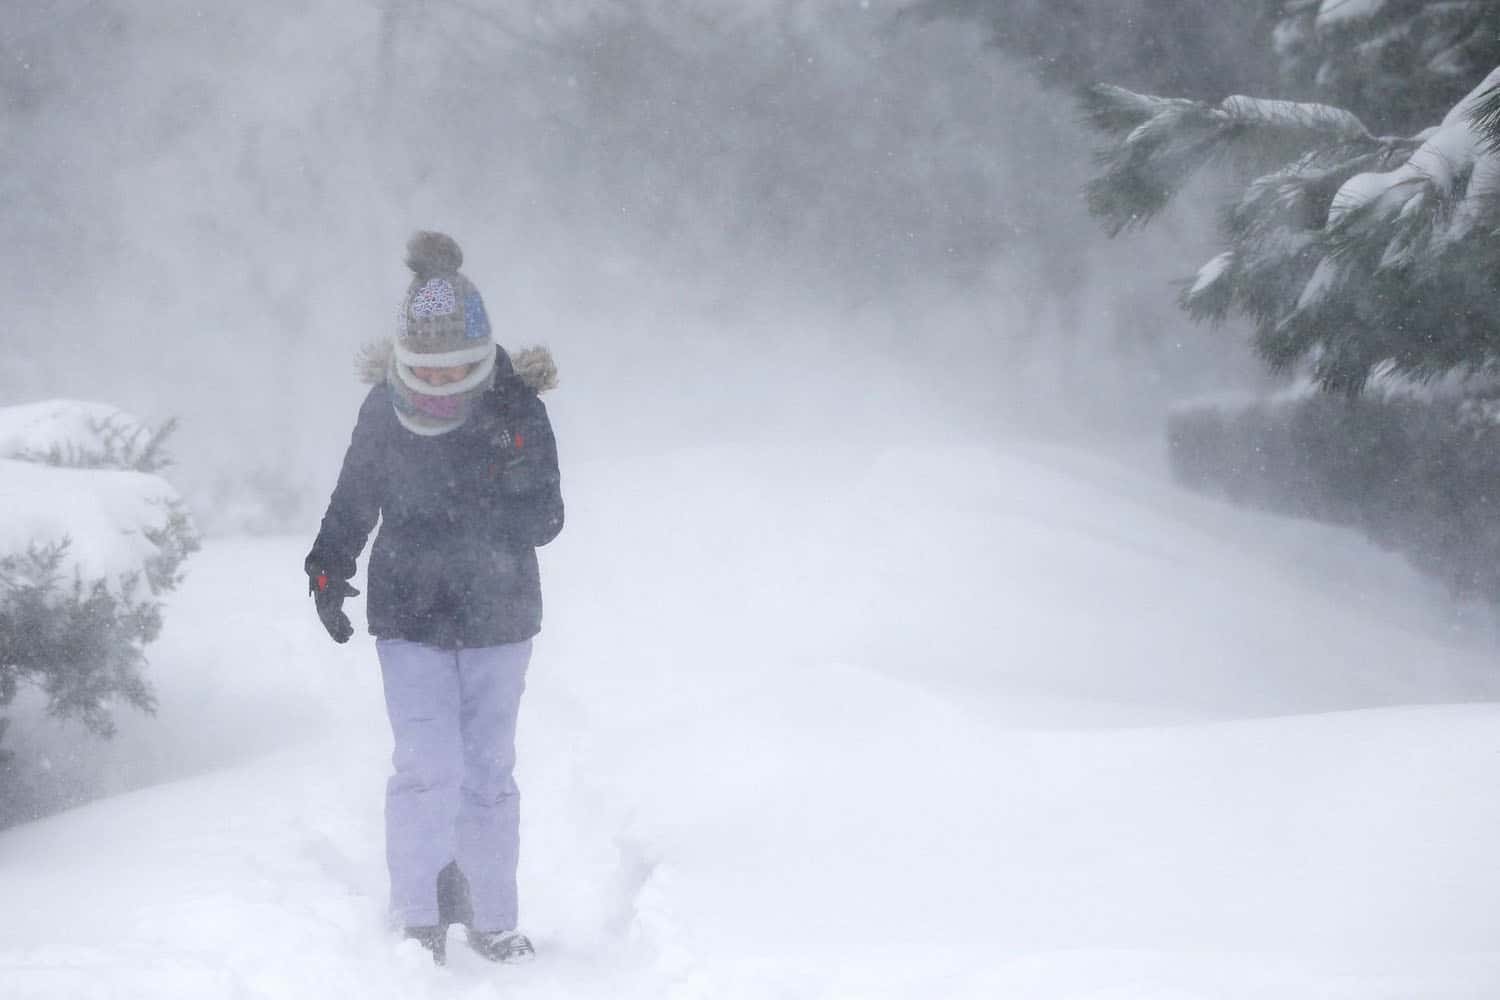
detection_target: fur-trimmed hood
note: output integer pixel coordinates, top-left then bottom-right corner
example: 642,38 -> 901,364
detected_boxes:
355,340 -> 558,394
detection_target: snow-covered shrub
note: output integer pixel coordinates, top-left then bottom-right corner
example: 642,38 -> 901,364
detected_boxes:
0,540 -> 161,740
0,401 -> 199,774
1169,383 -> 1500,600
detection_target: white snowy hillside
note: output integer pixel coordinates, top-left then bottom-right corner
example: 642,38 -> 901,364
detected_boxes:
4,438 -> 1500,999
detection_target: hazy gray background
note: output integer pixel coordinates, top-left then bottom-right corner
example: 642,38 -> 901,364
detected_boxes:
2,0 -> 1267,532
16,10 -> 1500,994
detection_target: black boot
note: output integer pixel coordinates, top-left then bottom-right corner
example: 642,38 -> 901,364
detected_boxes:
403,925 -> 447,965
466,928 -> 535,964
436,860 -> 473,929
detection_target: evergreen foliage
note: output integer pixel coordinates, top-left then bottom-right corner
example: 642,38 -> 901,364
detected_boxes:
0,411 -> 198,765
925,2 -> 1500,392
1079,70 -> 1500,394
0,540 -> 161,739
1080,86 -> 1380,235
1468,82 -> 1500,153
1274,0 -> 1500,133
1056,3 -> 1500,601
15,415 -> 178,474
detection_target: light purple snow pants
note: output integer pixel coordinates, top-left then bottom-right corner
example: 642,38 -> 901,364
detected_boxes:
376,637 -> 530,931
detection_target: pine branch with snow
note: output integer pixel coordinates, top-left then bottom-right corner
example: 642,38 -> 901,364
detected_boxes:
16,415 -> 179,474
0,541 -> 160,739
1083,67 -> 1500,394
1469,83 -> 1500,152
1081,84 -> 1379,236
1275,0 -> 1500,134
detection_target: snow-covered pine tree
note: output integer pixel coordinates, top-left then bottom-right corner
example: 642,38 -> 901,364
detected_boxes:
1274,0 -> 1500,134
1080,67 -> 1500,394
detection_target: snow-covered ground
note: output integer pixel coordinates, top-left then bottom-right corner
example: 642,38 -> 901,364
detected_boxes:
5,439 -> 1500,998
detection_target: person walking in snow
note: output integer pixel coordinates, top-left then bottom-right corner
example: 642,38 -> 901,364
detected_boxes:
305,231 -> 564,966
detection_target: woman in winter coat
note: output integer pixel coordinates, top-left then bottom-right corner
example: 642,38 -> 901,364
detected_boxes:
305,232 -> 564,966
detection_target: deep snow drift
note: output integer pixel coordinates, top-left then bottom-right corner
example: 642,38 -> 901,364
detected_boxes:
0,400 -> 182,584
4,438 -> 1500,999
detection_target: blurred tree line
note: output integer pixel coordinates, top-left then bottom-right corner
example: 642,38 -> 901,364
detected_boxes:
913,0 -> 1279,102
3,0 -> 1249,475
367,0 -> 1090,302
9,1 -> 1495,405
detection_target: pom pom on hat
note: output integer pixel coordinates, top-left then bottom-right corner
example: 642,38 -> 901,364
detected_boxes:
405,231 -> 464,279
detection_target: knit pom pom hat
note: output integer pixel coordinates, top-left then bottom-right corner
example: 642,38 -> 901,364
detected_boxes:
389,231 -> 496,436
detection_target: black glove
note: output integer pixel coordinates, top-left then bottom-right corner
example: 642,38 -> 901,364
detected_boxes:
309,569 -> 360,644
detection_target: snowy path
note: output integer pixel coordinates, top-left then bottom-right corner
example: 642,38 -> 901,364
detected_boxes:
5,442 -> 1500,998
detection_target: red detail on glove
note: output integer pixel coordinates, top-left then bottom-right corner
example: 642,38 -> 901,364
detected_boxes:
514,432 -> 525,449
317,573 -> 329,593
